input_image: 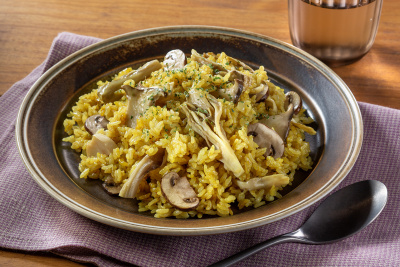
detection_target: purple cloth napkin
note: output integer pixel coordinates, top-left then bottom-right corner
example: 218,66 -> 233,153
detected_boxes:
1,32 -> 399,267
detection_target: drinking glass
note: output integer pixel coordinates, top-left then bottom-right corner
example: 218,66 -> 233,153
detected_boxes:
288,0 -> 383,66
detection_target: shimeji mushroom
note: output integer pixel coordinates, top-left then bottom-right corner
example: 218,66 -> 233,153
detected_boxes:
236,174 -> 289,191
119,149 -> 166,199
247,123 -> 285,159
86,133 -> 118,157
181,93 -> 245,178
161,172 -> 199,210
258,91 -> 302,142
97,59 -> 162,103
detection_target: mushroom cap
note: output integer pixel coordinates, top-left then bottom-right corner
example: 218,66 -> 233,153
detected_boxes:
164,49 -> 186,70
161,172 -> 199,211
285,91 -> 302,115
84,115 -> 109,135
247,123 -> 285,159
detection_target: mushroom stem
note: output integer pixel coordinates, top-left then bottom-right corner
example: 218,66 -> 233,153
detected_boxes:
86,133 -> 117,157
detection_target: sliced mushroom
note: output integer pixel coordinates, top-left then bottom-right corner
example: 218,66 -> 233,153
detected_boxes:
285,91 -> 302,115
251,82 -> 269,103
122,84 -> 166,129
102,175 -> 122,195
161,172 -> 199,210
191,49 -> 227,73
84,115 -> 109,135
265,98 -> 278,113
98,60 -> 162,103
258,91 -> 302,142
226,56 -> 254,72
86,133 -> 117,157
164,49 -> 186,70
181,94 -> 244,177
236,174 -> 289,191
119,149 -> 166,199
214,79 -> 244,104
247,123 -> 285,159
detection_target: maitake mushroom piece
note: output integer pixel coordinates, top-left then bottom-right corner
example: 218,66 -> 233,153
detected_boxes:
84,115 -> 109,135
122,84 -> 166,129
190,50 -> 273,104
236,174 -> 289,191
164,49 -> 186,70
161,172 -> 199,210
181,94 -> 245,178
258,91 -> 302,142
119,149 -> 166,199
247,123 -> 284,159
97,59 -> 162,103
191,49 -> 227,73
86,133 -> 117,157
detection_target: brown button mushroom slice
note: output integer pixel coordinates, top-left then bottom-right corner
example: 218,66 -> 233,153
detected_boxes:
119,149 -> 165,199
161,172 -> 199,210
285,91 -> 302,115
102,175 -> 122,195
247,123 -> 285,159
164,49 -> 186,70
236,174 -> 289,191
215,79 -> 244,104
122,84 -> 166,129
86,133 -> 118,157
98,59 -> 162,103
84,115 -> 109,135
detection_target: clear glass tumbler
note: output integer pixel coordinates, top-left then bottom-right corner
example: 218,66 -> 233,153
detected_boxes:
288,0 -> 383,66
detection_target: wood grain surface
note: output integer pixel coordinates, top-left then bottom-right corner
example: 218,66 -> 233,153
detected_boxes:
0,0 -> 399,266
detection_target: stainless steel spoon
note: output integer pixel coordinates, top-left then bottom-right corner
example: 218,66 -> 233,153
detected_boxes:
210,180 -> 388,267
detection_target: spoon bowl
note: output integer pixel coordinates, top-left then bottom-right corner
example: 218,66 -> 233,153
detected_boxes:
210,180 -> 388,266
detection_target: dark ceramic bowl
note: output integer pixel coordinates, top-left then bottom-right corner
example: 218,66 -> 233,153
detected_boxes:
16,26 -> 363,235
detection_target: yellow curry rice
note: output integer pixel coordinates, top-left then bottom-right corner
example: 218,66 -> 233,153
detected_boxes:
62,50 -> 316,218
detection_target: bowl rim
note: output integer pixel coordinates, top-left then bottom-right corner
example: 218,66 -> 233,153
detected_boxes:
16,25 -> 363,235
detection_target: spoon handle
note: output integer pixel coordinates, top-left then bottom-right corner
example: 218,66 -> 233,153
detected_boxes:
209,233 -> 300,267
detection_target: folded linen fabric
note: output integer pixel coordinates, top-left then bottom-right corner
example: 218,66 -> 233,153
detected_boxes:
0,32 -> 399,267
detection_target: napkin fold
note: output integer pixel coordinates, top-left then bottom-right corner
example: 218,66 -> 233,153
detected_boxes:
0,32 -> 399,267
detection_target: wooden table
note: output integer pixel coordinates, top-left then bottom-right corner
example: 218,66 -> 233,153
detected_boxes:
0,0 -> 399,266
